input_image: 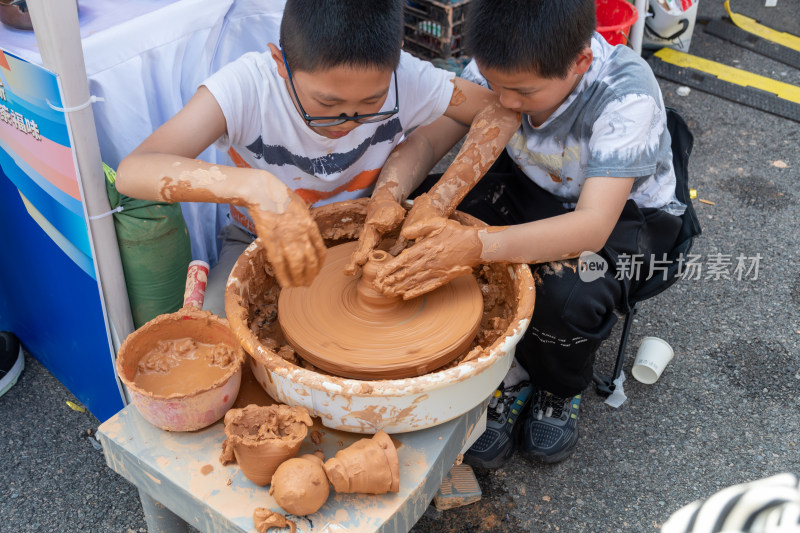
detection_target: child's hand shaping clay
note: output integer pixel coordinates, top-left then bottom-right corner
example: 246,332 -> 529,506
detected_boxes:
399,192 -> 448,241
249,191 -> 327,287
376,218 -> 483,299
344,189 -> 406,275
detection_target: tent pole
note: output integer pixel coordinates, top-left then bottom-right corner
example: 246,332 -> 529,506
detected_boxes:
27,0 -> 135,399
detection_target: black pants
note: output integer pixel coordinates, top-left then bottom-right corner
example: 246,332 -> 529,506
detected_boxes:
412,151 -> 682,397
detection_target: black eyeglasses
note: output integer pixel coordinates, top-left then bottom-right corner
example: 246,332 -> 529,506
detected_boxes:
281,49 -> 399,127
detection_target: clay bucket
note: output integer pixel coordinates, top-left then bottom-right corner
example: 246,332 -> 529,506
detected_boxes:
116,262 -> 246,431
323,430 -> 399,494
224,198 -> 536,434
222,404 -> 313,486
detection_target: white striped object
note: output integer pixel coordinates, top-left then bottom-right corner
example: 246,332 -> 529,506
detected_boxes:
662,473 -> 800,533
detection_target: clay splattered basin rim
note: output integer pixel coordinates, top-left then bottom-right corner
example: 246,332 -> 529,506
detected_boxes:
116,308 -> 246,401
224,199 -> 535,397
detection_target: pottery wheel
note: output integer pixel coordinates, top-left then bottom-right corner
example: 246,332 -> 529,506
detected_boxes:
278,241 -> 484,380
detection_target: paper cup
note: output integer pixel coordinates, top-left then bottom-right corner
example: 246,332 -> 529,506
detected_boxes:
631,337 -> 674,384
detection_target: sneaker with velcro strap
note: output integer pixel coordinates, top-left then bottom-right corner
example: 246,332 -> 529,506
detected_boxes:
463,380 -> 533,469
520,388 -> 581,464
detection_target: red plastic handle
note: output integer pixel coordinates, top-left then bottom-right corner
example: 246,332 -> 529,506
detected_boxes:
183,260 -> 210,309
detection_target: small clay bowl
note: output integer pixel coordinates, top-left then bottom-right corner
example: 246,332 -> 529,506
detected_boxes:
116,307 -> 245,431
222,404 -> 312,486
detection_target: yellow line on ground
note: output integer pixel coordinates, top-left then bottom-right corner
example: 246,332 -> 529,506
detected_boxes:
654,48 -> 800,103
725,0 -> 800,52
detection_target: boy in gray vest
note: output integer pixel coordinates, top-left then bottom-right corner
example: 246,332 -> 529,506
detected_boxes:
370,0 -> 693,467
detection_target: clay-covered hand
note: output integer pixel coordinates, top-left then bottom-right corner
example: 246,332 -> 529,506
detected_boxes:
376,218 -> 483,300
249,191 -> 327,287
399,192 -> 448,241
344,190 -> 407,275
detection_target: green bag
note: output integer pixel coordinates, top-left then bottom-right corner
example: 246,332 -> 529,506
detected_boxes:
104,163 -> 192,328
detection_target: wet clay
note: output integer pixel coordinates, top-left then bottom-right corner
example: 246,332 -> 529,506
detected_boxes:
220,404 -> 312,486
344,183 -> 408,275
278,242 -> 483,380
133,338 -> 237,396
117,308 -> 244,399
253,508 -> 296,533
223,198 -> 534,436
228,200 -> 520,371
375,219 -> 484,300
269,452 -> 330,516
323,430 -> 400,494
152,157 -> 325,289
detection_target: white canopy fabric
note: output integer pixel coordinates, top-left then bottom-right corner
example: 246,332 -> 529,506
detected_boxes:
13,0 -> 286,276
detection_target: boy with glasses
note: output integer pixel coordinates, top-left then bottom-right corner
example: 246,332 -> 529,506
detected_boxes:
117,0 -> 519,315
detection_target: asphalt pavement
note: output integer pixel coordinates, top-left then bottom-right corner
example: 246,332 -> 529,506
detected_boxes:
1,1 -> 798,532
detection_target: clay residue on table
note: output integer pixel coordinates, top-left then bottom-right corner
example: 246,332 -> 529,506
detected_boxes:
220,404 -> 313,486
253,508 -> 296,533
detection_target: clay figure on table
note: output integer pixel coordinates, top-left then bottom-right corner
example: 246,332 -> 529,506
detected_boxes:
116,0 -> 520,318
269,452 -> 330,516
361,0 -> 700,467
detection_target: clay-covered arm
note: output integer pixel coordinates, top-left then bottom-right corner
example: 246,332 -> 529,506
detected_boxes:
376,176 -> 634,298
346,78 -> 520,274
375,116 -> 471,206
382,76 -> 518,208
344,116 -> 467,274
116,87 -> 326,287
477,176 -> 635,262
118,152 -> 292,214
400,99 -> 521,241
253,508 -> 296,533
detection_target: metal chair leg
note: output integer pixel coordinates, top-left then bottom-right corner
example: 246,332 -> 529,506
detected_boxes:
593,303 -> 639,397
